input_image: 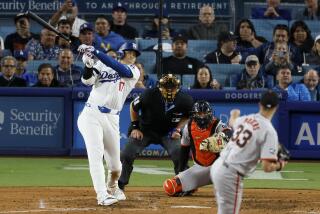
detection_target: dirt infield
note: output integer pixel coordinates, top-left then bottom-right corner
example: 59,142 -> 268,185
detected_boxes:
0,187 -> 319,214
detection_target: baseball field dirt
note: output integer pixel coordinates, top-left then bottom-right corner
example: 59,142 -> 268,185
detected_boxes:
0,187 -> 319,214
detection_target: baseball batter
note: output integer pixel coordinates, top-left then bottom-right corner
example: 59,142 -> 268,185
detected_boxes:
77,42 -> 140,206
163,100 -> 232,196
210,90 -> 287,214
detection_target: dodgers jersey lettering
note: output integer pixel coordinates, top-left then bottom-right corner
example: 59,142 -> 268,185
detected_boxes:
221,113 -> 279,176
85,61 -> 140,111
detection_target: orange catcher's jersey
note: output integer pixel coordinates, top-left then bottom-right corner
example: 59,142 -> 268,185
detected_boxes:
181,118 -> 228,167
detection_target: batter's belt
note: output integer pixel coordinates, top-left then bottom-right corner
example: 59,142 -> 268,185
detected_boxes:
85,102 -> 120,115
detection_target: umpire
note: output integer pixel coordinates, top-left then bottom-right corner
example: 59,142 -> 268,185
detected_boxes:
118,74 -> 194,190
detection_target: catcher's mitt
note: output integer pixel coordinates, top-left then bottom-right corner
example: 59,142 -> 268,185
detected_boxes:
277,143 -> 290,161
199,132 -> 227,153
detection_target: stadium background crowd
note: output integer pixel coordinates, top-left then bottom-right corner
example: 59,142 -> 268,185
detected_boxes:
0,0 -> 319,101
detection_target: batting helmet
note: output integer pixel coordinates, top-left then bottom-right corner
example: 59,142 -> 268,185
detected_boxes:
118,42 -> 141,58
158,74 -> 180,103
191,100 -> 213,129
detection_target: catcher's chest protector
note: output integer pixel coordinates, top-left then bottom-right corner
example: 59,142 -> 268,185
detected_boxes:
189,120 -> 219,166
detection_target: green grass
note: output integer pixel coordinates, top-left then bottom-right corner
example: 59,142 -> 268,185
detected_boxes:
0,157 -> 319,190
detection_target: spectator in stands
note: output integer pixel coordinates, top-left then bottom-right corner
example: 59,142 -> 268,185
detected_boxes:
74,23 -> 95,57
26,28 -> 61,60
162,34 -> 204,75
94,15 -> 125,52
294,0 -> 320,20
306,34 -> 320,65
273,66 -> 311,101
234,19 -> 267,61
33,63 -> 62,87
13,50 -> 37,86
192,65 -> 221,89
263,42 -> 297,77
251,0 -> 291,20
289,20 -> 314,56
0,56 -> 27,87
255,24 -> 302,67
302,69 -> 320,101
143,11 -> 177,39
110,3 -> 138,40
232,55 -> 273,90
4,13 -> 39,53
134,62 -> 156,89
54,49 -> 83,87
187,5 -> 227,40
56,19 -> 80,50
204,31 -> 241,64
49,0 -> 86,37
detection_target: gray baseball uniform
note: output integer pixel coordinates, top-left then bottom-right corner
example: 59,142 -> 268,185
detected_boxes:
210,113 -> 279,214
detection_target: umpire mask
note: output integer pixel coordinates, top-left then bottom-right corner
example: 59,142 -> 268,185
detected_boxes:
158,74 -> 180,103
191,100 -> 213,129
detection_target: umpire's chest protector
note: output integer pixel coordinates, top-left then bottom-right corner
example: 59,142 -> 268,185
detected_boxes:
190,120 -> 219,166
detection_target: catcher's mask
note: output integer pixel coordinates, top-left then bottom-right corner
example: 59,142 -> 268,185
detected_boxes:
191,100 -> 213,129
158,74 -> 180,102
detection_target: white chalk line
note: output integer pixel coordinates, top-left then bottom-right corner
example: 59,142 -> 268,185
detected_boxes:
171,205 -> 211,209
0,207 -> 97,213
292,211 -> 320,214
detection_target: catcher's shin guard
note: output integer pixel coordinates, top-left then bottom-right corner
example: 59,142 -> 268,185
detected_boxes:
163,177 -> 182,196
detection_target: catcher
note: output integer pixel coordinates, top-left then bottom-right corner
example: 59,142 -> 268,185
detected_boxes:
163,100 -> 232,196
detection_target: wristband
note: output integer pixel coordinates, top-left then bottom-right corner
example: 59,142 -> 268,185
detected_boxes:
131,121 -> 140,129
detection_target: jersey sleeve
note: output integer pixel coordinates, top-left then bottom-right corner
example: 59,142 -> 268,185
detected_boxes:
181,124 -> 191,147
260,128 -> 278,160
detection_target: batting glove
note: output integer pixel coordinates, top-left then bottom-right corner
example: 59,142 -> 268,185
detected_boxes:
82,52 -> 95,68
77,44 -> 95,53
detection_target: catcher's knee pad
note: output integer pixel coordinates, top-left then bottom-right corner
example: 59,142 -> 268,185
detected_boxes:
163,177 -> 182,196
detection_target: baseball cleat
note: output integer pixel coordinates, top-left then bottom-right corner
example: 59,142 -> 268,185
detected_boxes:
97,194 -> 118,206
109,187 -> 126,201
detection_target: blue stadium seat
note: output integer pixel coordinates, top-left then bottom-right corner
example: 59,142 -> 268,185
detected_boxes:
181,74 -> 195,89
26,60 -> 58,73
250,19 -> 288,39
135,38 -> 172,51
291,75 -> 303,83
0,26 -> 16,39
188,40 -> 217,56
138,51 -> 156,74
290,20 -> 320,35
207,64 -> 245,87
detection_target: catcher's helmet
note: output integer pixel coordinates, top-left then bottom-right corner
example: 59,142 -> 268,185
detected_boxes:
191,100 -> 213,129
158,74 -> 180,103
118,42 -> 141,58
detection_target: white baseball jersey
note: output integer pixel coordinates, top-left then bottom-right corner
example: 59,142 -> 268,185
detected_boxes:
221,113 -> 279,176
82,60 -> 140,111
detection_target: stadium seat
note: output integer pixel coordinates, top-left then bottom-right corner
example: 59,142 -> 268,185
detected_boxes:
135,38 -> 172,51
138,51 -> 156,74
250,19 -> 288,39
207,64 -> 245,87
289,20 -> 320,35
188,40 -> 217,59
181,74 -> 195,89
26,60 -> 58,73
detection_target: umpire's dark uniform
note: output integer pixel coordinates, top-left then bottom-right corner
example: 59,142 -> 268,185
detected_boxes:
118,87 -> 193,190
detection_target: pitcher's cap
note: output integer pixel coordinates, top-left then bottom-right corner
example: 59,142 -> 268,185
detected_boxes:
260,90 -> 279,109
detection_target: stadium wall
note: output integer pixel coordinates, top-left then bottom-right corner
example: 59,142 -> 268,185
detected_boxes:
0,88 -> 319,159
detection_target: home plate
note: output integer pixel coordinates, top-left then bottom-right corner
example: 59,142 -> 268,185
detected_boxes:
171,205 -> 211,209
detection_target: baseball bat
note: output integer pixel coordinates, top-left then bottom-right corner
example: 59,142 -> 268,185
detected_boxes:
25,11 -> 71,43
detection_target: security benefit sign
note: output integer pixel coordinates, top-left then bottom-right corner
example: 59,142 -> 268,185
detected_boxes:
0,97 -> 64,148
291,113 -> 320,150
